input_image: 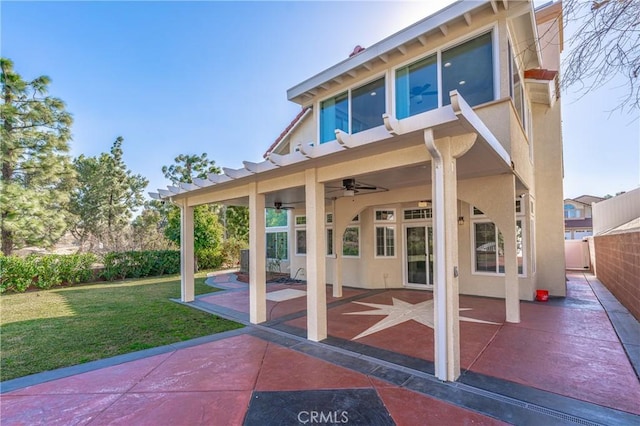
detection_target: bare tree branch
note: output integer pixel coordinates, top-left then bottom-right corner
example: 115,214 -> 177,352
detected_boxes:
562,0 -> 640,112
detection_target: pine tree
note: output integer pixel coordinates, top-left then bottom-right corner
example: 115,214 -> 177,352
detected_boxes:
0,58 -> 75,255
69,137 -> 148,251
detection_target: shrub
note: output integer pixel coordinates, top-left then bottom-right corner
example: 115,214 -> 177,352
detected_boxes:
220,238 -> 248,269
101,250 -> 180,281
0,255 -> 36,293
196,247 -> 223,271
0,253 -> 98,293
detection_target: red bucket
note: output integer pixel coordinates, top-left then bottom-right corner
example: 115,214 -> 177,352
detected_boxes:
536,289 -> 549,302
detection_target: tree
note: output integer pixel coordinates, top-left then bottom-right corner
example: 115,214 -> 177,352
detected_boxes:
225,206 -> 249,242
161,153 -> 220,184
69,137 -> 148,251
0,58 -> 76,255
562,0 -> 639,112
131,207 -> 174,251
161,154 -> 224,269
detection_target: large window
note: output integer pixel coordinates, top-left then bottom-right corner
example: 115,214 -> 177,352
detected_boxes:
320,77 -> 386,143
375,226 -> 395,257
395,32 -> 494,119
266,208 -> 288,260
396,54 -> 438,119
473,220 -> 523,275
266,231 -> 288,260
374,208 -> 396,258
343,226 -> 360,257
442,32 -> 494,107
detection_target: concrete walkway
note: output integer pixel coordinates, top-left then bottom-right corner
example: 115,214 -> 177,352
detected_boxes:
1,272 -> 638,425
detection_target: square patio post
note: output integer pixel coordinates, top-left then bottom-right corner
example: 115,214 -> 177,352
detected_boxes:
426,130 -> 475,382
249,183 -> 267,324
305,168 -> 327,341
502,176 -> 520,323
180,201 -> 195,303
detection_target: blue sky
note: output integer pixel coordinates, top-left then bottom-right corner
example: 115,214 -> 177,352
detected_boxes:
2,0 -> 638,200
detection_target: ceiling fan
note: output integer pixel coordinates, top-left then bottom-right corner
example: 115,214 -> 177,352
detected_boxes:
328,178 -> 384,197
273,201 -> 295,212
410,83 -> 437,104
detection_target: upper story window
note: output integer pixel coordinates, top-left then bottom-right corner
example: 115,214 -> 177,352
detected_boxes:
266,208 -> 288,227
442,32 -> 494,107
509,40 -> 527,130
396,54 -> 438,118
564,204 -> 581,219
395,31 -> 494,120
320,77 -> 386,143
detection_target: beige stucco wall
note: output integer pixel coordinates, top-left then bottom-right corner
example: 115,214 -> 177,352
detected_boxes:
532,100 -> 566,296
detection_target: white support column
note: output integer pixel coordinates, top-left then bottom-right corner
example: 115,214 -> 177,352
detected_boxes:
425,130 -> 475,382
249,183 -> 267,324
305,168 -> 327,341
332,198 -> 343,298
180,201 -> 195,303
503,177 -> 520,323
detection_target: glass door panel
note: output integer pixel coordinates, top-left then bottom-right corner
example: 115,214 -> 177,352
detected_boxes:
406,226 -> 426,285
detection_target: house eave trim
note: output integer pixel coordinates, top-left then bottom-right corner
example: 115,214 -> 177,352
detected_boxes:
287,0 -> 490,101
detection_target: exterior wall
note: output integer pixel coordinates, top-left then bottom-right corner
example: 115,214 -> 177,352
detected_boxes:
474,100 -> 534,188
535,2 -> 563,71
594,231 -> 640,321
458,178 -> 536,300
531,100 -> 566,296
592,188 -> 640,235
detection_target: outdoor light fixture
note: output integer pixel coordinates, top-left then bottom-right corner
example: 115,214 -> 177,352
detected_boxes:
418,200 -> 431,207
458,216 -> 464,225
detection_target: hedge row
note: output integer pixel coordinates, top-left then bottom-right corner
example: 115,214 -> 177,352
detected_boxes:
0,250 -> 182,293
0,253 -> 98,293
101,250 -> 180,280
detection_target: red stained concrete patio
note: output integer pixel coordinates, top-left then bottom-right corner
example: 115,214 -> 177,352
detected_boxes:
2,272 -> 639,425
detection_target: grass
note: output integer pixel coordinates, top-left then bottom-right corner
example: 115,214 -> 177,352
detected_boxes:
0,274 -> 243,381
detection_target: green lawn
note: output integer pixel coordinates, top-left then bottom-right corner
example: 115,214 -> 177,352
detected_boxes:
0,275 -> 243,381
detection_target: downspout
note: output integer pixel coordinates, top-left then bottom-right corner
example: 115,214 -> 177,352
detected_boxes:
424,128 -> 447,381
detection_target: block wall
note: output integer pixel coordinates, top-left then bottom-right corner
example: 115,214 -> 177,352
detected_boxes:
594,231 -> 640,321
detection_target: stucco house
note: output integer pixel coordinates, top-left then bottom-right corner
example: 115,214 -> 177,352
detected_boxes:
151,0 -> 565,381
564,195 -> 605,239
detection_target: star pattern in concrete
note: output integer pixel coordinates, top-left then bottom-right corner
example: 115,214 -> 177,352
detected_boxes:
345,298 -> 501,339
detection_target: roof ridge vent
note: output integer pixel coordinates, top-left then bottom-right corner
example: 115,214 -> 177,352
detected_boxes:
349,45 -> 366,57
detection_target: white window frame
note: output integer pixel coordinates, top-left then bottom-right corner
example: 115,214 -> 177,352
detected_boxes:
326,212 -> 333,224
392,24 -> 499,119
266,230 -> 288,261
342,225 -> 361,258
374,208 -> 396,223
470,203 -> 526,277
318,72 -> 388,144
374,225 -> 397,258
295,215 -> 306,256
403,207 -> 433,221
295,215 -> 307,226
326,227 -> 335,257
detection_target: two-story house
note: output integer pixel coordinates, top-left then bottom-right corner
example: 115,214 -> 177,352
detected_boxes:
151,0 -> 565,381
564,195 -> 605,239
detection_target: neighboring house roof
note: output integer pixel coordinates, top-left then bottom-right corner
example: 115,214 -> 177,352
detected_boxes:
574,195 -> 605,205
565,218 -> 592,229
263,107 -> 311,159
